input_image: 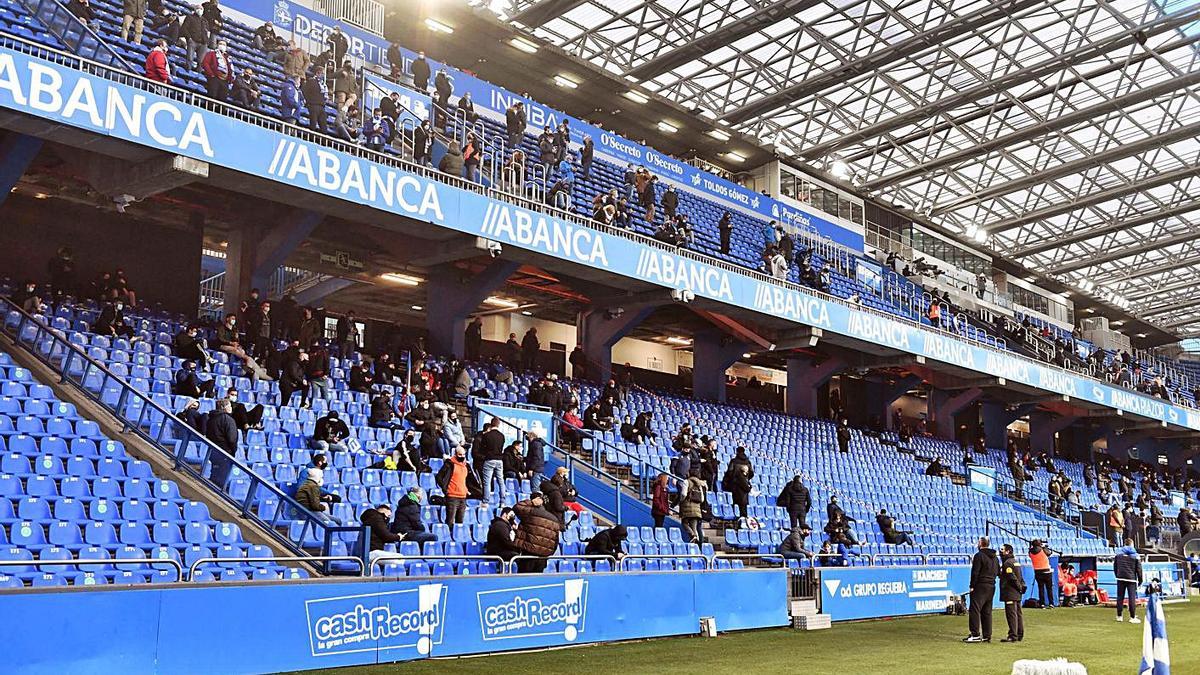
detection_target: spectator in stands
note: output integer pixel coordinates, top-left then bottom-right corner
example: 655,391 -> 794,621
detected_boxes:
311,410 -> 350,454
221,388 -> 261,433
457,91 -> 479,126
585,525 -> 627,562
335,312 -> 359,358
438,445 -> 481,524
173,360 -> 214,398
725,463 -> 753,520
405,398 -> 436,437
650,473 -> 671,528
463,132 -> 482,182
836,418 -> 851,453
282,39 -> 309,79
411,51 -> 431,91
179,6 -> 208,70
362,504 -> 405,565
999,543 -> 1026,642
677,468 -> 707,544
1114,539 -> 1142,623
876,509 -> 914,546
333,61 -> 357,127
816,540 -> 846,567
301,71 -> 329,134
639,174 -> 659,224
348,359 -> 374,394
121,0 -> 147,43
477,417 -> 507,504
385,487 -> 435,544
204,398 -> 238,487
520,327 -> 540,371
369,391 -> 402,429
280,76 -> 302,125
514,491 -> 562,573
580,135 -> 594,180
67,0 -> 99,30
536,126 -> 557,177
824,511 -> 859,547
295,467 -> 339,524
214,313 -> 268,381
304,343 -> 331,401
717,212 -> 733,255
501,440 -> 526,480
768,246 -> 788,280
547,466 -> 583,520
93,300 -> 135,340
660,184 -> 680,221
517,429 -> 544,482
486,507 -> 519,561
433,69 -> 452,128
143,39 -> 171,84
505,101 -> 527,147
777,475 -> 812,530
252,21 -> 286,62
231,68 -> 260,110
441,410 -> 466,455
463,317 -> 483,361
12,281 -> 43,314
549,160 -> 574,210
282,351 -> 313,409
176,397 -> 205,433
245,301 -> 272,358
408,118 -> 433,166
438,139 -> 464,176
963,537 -> 999,643
326,25 -> 348,63
1178,506 -> 1197,536
778,526 -> 812,562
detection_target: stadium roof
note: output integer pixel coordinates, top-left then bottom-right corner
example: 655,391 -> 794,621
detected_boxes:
503,0 -> 1200,334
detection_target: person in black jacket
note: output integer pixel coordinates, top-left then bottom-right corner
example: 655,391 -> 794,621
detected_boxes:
1113,540 -> 1143,622
836,418 -> 852,453
226,388 -> 264,431
326,25 -> 348,65
580,135 -> 594,180
361,504 -> 404,566
93,301 -> 135,339
826,495 -> 854,524
521,327 -> 540,372
172,360 -> 215,398
486,508 -> 519,561
503,441 -> 526,479
312,411 -> 350,453
389,487 -> 436,544
585,525 -> 627,561
724,463 -> 753,519
523,430 -> 546,481
204,398 -> 238,488
478,418 -> 507,504
279,350 -> 308,408
505,101 -> 526,147
301,70 -> 328,134
777,476 -> 812,530
411,51 -> 430,91
998,544 -> 1026,642
964,536 -> 999,642
876,509 -> 915,546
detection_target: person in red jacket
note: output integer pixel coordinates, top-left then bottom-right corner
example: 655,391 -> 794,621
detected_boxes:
143,39 -> 170,83
200,40 -> 233,101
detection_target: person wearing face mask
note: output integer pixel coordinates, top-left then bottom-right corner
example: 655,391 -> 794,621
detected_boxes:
389,487 -> 436,544
279,349 -> 309,408
173,360 -> 215,398
311,411 -> 350,453
93,300 -> 136,340
175,397 -> 206,434
12,281 -> 42,314
226,387 -> 264,432
364,108 -> 391,152
213,313 -> 269,381
436,446 -> 482,524
173,323 -> 210,370
294,467 -> 340,524
201,39 -> 233,101
441,411 -> 465,455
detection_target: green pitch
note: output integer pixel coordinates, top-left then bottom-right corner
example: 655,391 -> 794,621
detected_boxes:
297,601 -> 1197,675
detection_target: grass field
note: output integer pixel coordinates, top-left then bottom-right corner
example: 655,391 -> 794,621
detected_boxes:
302,601 -> 1197,675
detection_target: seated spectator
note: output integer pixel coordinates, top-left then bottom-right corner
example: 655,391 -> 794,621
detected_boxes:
778,526 -> 812,561
584,525 -> 627,561
502,441 -> 526,479
231,68 -> 260,110
486,507 -> 519,561
370,431 -> 425,472
876,508 -> 915,546
348,360 -> 374,394
364,108 -> 391,152
559,404 -> 584,447
175,397 -> 205,433
252,21 -> 287,61
825,512 -> 860,547
816,540 -> 846,567
405,397 -> 436,434
68,0 -> 100,31
227,388 -> 264,431
925,457 -> 948,476
582,401 -> 611,432
620,415 -> 643,445
312,411 -> 350,453
361,504 -> 405,566
93,300 -> 136,340
12,280 -> 44,314
172,360 -> 215,398
633,411 -> 657,440
389,487 -> 436,544
173,323 -> 210,370
213,313 -> 269,381
438,140 -> 464,176
279,349 -> 309,408
295,467 -> 340,524
369,390 -> 402,429
543,466 -> 583,523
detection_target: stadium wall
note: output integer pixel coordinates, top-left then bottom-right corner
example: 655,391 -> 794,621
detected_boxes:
0,569 -> 788,673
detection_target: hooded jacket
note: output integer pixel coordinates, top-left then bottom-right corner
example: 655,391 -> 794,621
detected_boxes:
1113,545 -> 1143,583
389,492 -> 427,536
584,526 -> 626,557
513,499 -> 562,556
777,479 -> 811,514
486,515 -> 518,560
360,507 -> 401,551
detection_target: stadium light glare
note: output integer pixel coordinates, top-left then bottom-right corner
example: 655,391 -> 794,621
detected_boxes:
665,336 -> 691,346
521,310 -> 533,316
379,273 -> 422,286
830,160 -> 851,179
972,228 -> 988,244
708,129 -> 731,142
424,18 -> 454,34
657,121 -> 679,134
554,74 -> 579,89
624,90 -> 649,104
410,305 -> 423,311
509,37 -> 538,54
742,352 -> 752,358
722,151 -> 746,163
484,297 -> 520,308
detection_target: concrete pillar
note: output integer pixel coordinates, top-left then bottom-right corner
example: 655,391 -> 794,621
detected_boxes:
927,387 -> 982,440
785,356 -> 846,418
578,304 -> 659,383
1028,413 -> 1080,456
0,134 -> 42,205
864,374 -> 922,430
425,259 -> 519,358
692,328 -> 747,403
222,210 -> 325,315
979,402 -> 1033,450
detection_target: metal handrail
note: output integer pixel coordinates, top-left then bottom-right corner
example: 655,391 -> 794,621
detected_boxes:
187,555 -> 364,580
566,414 -> 688,501
0,30 -> 1190,416
369,555 -> 508,576
0,557 -> 184,583
872,553 -> 928,565
0,297 -> 370,571
619,553 -> 712,570
507,554 -> 618,573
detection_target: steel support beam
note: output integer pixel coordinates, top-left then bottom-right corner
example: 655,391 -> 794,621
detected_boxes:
293,277 -> 355,306
1014,198 -> 1200,258
1049,223 -> 1200,275
511,0 -> 589,28
0,133 -> 42,203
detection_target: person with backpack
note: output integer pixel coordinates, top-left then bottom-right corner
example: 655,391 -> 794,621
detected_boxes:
676,468 -> 707,544
999,543 -> 1027,642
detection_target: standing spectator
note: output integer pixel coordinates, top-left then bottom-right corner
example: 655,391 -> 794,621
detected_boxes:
121,0 -> 147,43
231,68 -> 260,110
725,463 -> 752,520
280,76 -> 302,125
436,446 -> 480,524
411,51 -> 431,91
459,92 -> 478,125
580,135 -> 594,180
200,40 -> 232,101
172,360 -> 214,398
999,544 -> 1026,642
282,40 -> 309,80
651,473 -> 671,528
464,317 -> 483,361
478,417 -> 507,505
438,140 -> 464,176
301,71 -> 329,134
361,504 -> 404,566
777,475 -> 811,530
204,398 -> 238,488
327,25 -> 348,64
433,69 -> 452,128
335,311 -> 359,358
200,0 -> 222,47
1113,539 -> 1142,623
463,132 -> 481,183
333,61 -> 357,129
47,246 -> 76,300
386,41 -> 402,79
412,119 -> 433,166
505,101 -> 526,147
523,430 -> 546,482
513,491 -> 562,573
677,469 -> 706,544
389,487 -> 436,544
486,507 -> 520,562
311,411 -> 350,453
144,39 -> 171,83
718,212 -> 733,255
639,173 -> 658,223
1028,539 -> 1054,608
279,350 -> 309,408
521,327 -> 539,371
305,343 -> 331,401
180,5 -> 208,69
661,184 -> 679,220
963,536 -> 998,643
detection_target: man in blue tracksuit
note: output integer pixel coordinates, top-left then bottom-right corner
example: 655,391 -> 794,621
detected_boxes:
1113,539 -> 1143,623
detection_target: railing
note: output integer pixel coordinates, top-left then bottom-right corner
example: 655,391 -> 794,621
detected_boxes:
509,554 -> 618,572
984,466 -> 1084,533
985,520 -> 1061,554
0,297 -> 370,573
0,30 -> 1192,416
371,555 -> 508,576
16,0 -> 133,71
566,415 -> 687,503
187,555 -> 364,580
198,271 -> 225,319
317,0 -> 385,36
0,557 -> 184,583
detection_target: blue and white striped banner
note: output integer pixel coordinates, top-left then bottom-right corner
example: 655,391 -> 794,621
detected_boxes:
1138,589 -> 1170,675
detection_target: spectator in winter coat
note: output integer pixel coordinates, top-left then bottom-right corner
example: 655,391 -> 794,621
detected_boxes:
179,6 -> 207,69
463,133 -> 481,182
333,61 -> 358,126
279,76 -> 302,124
876,509 -> 915,546
725,463 -> 753,520
523,430 -> 546,481
327,26 -> 348,64
777,476 -> 812,530
410,51 -> 431,91
282,41 -> 309,79
253,21 -> 286,61
200,40 -> 232,100
439,140 -> 464,176
411,120 -> 433,166
144,39 -> 171,83
361,504 -> 404,565
172,360 -> 215,398
295,467 -> 339,524
68,0 -> 99,30
521,327 -> 540,371
368,391 -> 401,429
580,135 -> 594,179
200,0 -> 222,47
364,108 -> 392,151
1113,540 -> 1143,622
661,185 -> 679,220
459,92 -> 478,125
93,301 -> 135,339
677,470 -> 707,544
585,525 -> 627,560
433,70 -> 452,127
231,68 -> 260,110
173,324 -> 210,370
311,411 -> 350,453
513,492 -> 563,573
389,487 -> 436,543
437,447 -> 482,524
728,446 -> 754,478
651,473 -> 671,528
778,527 -> 812,561
204,398 -> 238,488
505,101 -> 527,147
121,0 -> 147,43
278,350 -> 308,408
486,507 -> 519,561
300,71 -> 329,133
502,442 -> 526,479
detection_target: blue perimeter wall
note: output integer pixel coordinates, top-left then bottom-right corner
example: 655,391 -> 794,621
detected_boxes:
0,569 -> 787,674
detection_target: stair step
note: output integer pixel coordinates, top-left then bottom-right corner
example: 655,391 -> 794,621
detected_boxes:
793,613 -> 832,630
790,599 -> 818,617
